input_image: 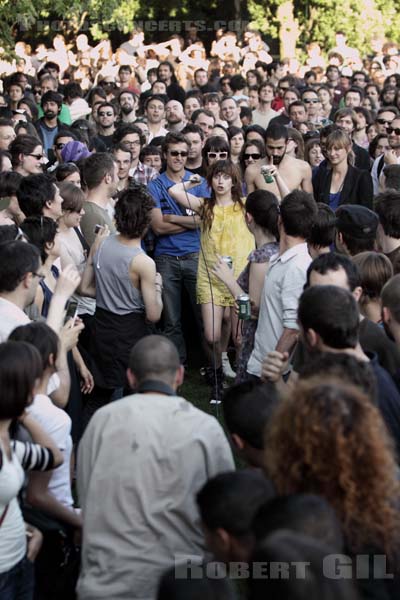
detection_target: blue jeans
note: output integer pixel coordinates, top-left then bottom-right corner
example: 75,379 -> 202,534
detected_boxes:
155,253 -> 202,364
0,556 -> 34,600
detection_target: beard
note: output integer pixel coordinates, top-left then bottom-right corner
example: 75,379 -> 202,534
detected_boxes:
44,110 -> 57,120
267,154 -> 284,165
120,105 -> 134,115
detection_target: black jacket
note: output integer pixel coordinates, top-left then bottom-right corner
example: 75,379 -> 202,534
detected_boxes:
313,163 -> 373,209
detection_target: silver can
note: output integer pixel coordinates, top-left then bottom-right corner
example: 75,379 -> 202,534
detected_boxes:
221,255 -> 233,270
237,294 -> 251,320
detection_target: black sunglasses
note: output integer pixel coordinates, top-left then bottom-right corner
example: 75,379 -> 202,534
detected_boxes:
387,127 -> 400,135
55,143 -> 66,150
169,150 -> 188,157
303,99 -> 319,104
244,153 -> 261,160
376,118 -> 393,125
99,111 -> 114,117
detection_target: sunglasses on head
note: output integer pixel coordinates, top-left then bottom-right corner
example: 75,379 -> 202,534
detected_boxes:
169,150 -> 188,157
387,127 -> 400,135
208,151 -> 228,159
244,153 -> 261,160
376,118 -> 393,125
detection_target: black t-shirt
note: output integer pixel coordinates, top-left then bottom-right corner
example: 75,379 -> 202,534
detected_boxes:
359,318 -> 400,378
186,165 -> 206,177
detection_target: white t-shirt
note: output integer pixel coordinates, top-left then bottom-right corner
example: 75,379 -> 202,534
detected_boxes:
27,394 -> 73,508
0,297 -> 30,342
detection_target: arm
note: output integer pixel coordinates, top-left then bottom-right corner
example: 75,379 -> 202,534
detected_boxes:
46,264 -> 81,333
49,341 -> 70,409
248,261 -> 270,310
359,170 -> 373,209
168,181 -> 203,212
18,413 -> 63,468
72,346 -> 94,395
150,207 -> 186,235
300,162 -> 313,193
26,471 -> 82,529
78,226 -> 109,297
245,165 -> 256,194
275,327 -> 299,354
212,256 -> 244,299
163,213 -> 201,229
131,254 -> 163,323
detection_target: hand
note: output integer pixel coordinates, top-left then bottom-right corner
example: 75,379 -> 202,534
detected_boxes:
187,174 -> 202,188
90,224 -> 110,256
212,255 -> 234,284
162,214 -> 175,223
54,264 -> 81,300
60,319 -> 85,352
261,351 -> 289,382
26,524 -> 43,562
78,362 -> 94,394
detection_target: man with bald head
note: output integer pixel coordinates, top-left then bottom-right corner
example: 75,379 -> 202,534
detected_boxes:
77,335 -> 233,600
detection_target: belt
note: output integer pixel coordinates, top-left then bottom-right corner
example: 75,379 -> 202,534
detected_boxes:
158,252 -> 199,261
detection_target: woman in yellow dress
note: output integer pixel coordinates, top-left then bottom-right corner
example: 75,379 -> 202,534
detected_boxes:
169,159 -> 254,401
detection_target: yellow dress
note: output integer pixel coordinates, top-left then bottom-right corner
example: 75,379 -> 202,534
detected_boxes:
196,203 -> 255,306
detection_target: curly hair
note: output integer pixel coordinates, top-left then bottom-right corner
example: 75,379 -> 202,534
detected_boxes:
264,378 -> 400,559
114,182 -> 154,239
202,159 -> 244,232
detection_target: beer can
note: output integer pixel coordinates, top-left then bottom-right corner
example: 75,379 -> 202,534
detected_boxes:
261,165 -> 274,184
237,294 -> 251,320
221,255 -> 233,270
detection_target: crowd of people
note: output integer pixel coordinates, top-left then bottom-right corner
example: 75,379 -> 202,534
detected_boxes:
1,21 -> 400,600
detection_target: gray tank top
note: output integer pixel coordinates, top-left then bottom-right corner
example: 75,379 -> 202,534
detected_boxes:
94,234 -> 145,315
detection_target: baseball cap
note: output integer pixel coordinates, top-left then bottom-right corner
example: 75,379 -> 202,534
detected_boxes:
61,141 -> 91,163
336,205 -> 378,239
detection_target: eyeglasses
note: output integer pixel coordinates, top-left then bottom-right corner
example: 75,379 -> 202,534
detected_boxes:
169,150 -> 188,157
124,140 -> 141,146
55,143 -> 66,150
32,271 -> 45,281
208,151 -> 228,159
303,99 -> 319,104
376,118 -> 393,125
244,153 -> 261,160
27,153 -> 45,160
99,112 -> 114,117
387,127 -> 400,135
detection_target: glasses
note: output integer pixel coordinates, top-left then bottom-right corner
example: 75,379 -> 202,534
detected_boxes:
208,151 -> 228,159
55,143 -> 66,150
376,118 -> 393,125
27,153 -> 45,160
387,127 -> 400,135
32,271 -> 45,281
99,112 -> 114,117
244,153 -> 261,160
303,99 -> 319,104
169,150 -> 188,157
125,140 -> 141,146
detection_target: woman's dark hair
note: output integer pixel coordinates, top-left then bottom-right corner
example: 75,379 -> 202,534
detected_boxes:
114,183 -> 155,239
17,97 -> 39,122
239,139 -> 266,173
353,106 -> 372,125
287,127 -> 305,160
352,251 -> 393,302
308,203 -> 336,248
9,135 -> 42,168
55,162 -> 81,183
244,124 -> 266,142
245,190 -> 279,238
86,85 -> 107,106
227,125 -> 244,140
369,133 -> 389,159
59,181 -> 85,213
202,135 -> 230,168
14,121 -> 41,140
0,341 -> 43,419
9,322 -> 59,371
20,216 -> 58,263
246,69 -> 263,86
203,159 -> 243,231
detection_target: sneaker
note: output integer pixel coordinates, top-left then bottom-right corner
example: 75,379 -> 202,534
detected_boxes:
209,398 -> 222,405
222,353 -> 236,379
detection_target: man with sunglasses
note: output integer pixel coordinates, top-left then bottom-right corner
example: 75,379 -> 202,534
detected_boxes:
46,131 -> 77,173
148,132 -> 209,365
92,102 -> 117,151
374,107 -> 398,135
372,116 -> 400,195
301,88 -> 330,127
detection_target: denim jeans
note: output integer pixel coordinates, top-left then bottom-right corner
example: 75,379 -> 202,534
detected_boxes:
0,556 -> 34,600
155,253 -> 202,364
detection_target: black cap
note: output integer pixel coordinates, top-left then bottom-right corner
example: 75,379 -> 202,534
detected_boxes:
336,204 -> 379,239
